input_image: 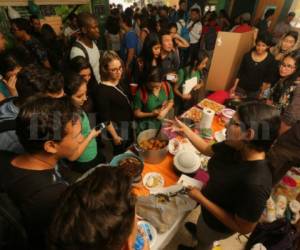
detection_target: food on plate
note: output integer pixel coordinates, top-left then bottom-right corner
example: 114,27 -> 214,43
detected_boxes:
198,98 -> 224,113
119,157 -> 143,178
139,138 -> 168,150
143,173 -> 164,189
183,107 -> 202,122
168,138 -> 182,155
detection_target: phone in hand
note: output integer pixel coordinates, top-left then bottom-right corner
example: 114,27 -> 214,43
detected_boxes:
94,122 -> 106,131
166,74 -> 177,81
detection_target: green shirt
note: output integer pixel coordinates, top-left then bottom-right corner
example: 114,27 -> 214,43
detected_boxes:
177,68 -> 202,87
133,83 -> 174,132
77,111 -> 97,163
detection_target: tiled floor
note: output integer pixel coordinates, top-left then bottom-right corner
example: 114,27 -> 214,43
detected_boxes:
164,207 -> 247,250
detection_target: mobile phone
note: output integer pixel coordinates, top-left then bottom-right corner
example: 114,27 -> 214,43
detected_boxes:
95,122 -> 106,131
166,74 -> 176,81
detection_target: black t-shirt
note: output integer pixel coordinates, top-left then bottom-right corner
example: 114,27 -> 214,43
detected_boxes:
238,51 -> 276,92
0,151 -> 68,250
92,82 -> 133,123
202,142 -> 272,233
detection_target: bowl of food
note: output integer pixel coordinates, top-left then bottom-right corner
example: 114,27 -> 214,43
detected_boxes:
143,172 -> 164,190
168,138 -> 182,155
221,108 -> 235,124
174,150 -> 200,175
110,153 -> 144,183
136,129 -> 169,164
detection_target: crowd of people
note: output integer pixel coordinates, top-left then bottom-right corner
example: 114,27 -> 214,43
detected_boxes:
0,2 -> 299,250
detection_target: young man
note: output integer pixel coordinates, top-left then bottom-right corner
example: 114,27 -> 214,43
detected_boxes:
273,12 -> 296,43
160,31 -> 180,76
10,18 -> 51,69
48,166 -> 149,250
255,8 -> 275,35
120,13 -> 141,78
70,12 -> 101,83
0,96 -> 82,250
187,8 -> 202,62
0,65 -> 65,153
231,12 -> 252,33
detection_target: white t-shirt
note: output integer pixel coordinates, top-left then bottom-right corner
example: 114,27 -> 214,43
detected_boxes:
187,21 -> 202,44
70,40 -> 101,83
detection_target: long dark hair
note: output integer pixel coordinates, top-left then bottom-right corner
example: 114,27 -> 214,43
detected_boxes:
140,33 -> 161,79
187,50 -> 209,77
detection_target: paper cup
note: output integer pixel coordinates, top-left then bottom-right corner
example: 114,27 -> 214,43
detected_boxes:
130,83 -> 138,96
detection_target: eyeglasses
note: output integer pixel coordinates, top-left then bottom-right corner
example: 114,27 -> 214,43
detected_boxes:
280,62 -> 295,70
228,118 -> 241,127
108,66 -> 123,73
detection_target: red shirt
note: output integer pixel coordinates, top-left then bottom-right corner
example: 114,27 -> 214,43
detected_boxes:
232,24 -> 252,33
202,20 -> 221,34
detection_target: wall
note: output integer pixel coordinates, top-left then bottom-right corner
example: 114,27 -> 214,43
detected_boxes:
230,0 -> 257,18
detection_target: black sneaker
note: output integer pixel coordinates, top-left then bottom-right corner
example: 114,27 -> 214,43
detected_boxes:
185,222 -> 197,239
177,244 -> 196,250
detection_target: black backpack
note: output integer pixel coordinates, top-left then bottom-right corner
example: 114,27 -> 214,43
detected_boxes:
0,192 -> 28,250
245,219 -> 298,250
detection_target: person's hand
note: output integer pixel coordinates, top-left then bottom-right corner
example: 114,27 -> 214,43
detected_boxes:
113,135 -> 123,145
152,108 -> 161,117
193,83 -> 203,91
164,117 -> 189,133
182,93 -> 192,100
3,75 -> 17,92
89,128 -> 101,138
187,186 -> 202,201
229,86 -> 236,98
157,109 -> 169,120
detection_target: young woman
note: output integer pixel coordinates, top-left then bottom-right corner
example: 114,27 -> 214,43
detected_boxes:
270,31 -> 298,62
133,67 -> 174,133
69,56 -> 95,112
231,33 -> 276,99
64,72 -> 104,173
174,50 -> 208,114
93,51 -> 133,155
269,51 -> 300,135
0,54 -> 21,101
173,102 -> 280,250
138,33 -> 161,84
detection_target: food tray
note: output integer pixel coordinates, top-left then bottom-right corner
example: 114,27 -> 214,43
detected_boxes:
197,98 -> 225,114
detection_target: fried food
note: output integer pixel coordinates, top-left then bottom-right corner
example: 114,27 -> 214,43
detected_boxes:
183,107 -> 202,122
139,138 -> 168,150
198,99 -> 224,113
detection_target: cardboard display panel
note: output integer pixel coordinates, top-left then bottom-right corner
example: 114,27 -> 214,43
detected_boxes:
206,31 -> 255,91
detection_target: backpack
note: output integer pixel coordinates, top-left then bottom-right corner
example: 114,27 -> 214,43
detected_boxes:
0,192 -> 28,250
244,219 -> 298,250
140,81 -> 171,105
204,25 -> 218,51
178,21 -> 190,42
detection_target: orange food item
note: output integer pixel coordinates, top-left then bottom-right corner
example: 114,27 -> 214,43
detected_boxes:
139,138 -> 168,150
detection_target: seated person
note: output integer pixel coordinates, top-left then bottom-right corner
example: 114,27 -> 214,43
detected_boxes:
48,166 -> 149,250
0,65 -> 64,153
173,102 -> 280,250
174,50 -> 208,114
64,72 -> 104,173
0,96 -> 82,250
231,33 -> 275,99
133,67 -> 174,133
268,51 -> 300,135
0,54 -> 21,102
